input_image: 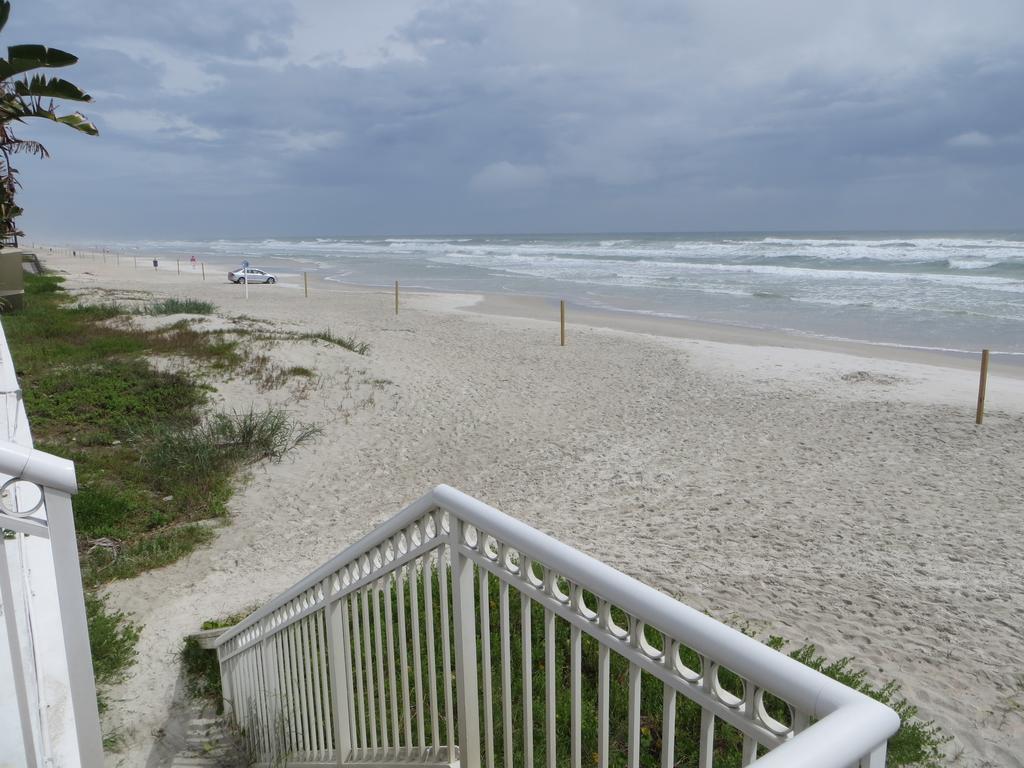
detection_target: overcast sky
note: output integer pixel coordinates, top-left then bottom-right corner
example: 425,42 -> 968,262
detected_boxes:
8,0 -> 1024,239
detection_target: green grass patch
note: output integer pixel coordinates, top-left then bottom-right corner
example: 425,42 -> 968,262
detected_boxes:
142,408 -> 321,518
5,272 -> 322,704
83,525 -> 217,586
138,298 -> 216,315
181,635 -> 224,711
86,594 -> 140,712
29,360 -> 202,445
25,272 -> 64,294
202,606 -> 260,631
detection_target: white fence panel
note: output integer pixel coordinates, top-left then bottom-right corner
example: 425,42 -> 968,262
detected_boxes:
217,486 -> 899,768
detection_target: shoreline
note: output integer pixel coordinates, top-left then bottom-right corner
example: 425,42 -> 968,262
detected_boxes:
39,242 -> 1024,373
458,291 -> 1024,373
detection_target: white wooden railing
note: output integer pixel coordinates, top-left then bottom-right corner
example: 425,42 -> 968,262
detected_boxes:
216,486 -> 899,768
0,319 -> 103,767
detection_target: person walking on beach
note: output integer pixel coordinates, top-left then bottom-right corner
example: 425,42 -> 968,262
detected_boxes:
190,254 -> 197,269
152,258 -> 158,270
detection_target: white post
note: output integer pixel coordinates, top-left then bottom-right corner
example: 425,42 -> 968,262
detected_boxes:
219,648 -> 235,718
326,599 -> 353,765
862,744 -> 888,768
0,535 -> 38,767
260,627 -> 282,760
244,273 -> 249,300
450,518 -> 481,768
44,487 -> 104,766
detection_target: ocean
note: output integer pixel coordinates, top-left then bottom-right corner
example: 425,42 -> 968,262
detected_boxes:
113,232 -> 1024,357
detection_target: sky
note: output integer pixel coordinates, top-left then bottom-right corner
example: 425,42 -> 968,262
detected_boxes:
6,0 -> 1024,239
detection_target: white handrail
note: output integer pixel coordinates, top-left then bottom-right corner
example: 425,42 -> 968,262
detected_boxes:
217,485 -> 900,768
0,440 -> 78,494
431,485 -> 879,721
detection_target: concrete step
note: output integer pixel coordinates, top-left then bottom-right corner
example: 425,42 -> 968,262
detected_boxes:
170,710 -> 245,767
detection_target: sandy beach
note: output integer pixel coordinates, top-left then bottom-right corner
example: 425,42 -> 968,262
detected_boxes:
35,251 -> 1023,767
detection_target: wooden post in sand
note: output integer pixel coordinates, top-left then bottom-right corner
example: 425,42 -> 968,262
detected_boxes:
304,272 -> 308,298
560,300 -> 566,346
395,281 -> 399,315
134,256 -> 137,269
976,349 -> 990,425
176,259 -> 180,276
201,262 -> 206,280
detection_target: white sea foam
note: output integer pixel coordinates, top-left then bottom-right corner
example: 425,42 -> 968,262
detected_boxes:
100,233 -> 1024,352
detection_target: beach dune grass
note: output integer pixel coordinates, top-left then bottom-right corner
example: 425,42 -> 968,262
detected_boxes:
6,272 -> 322,694
295,328 -> 370,355
138,297 -> 216,315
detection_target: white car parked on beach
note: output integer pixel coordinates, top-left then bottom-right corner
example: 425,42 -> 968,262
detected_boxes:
228,267 -> 276,284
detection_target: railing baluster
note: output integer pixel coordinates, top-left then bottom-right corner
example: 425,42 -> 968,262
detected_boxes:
742,681 -> 757,765
300,618 -> 318,757
570,624 -> 581,768
424,552 -> 442,753
660,683 -> 676,768
361,588 -> 379,751
396,565 -> 413,750
451,519 -> 482,768
325,599 -> 349,764
269,630 -> 286,757
794,710 -> 810,735
862,744 -> 888,768
300,620 -> 316,757
317,610 -> 335,757
282,624 -> 300,754
499,578 -> 514,768
241,655 -> 255,749
256,650 -> 268,756
280,626 -> 294,755
522,591 -> 534,768
262,634 -> 274,758
698,658 -> 715,768
544,607 -> 556,768
597,642 -> 610,768
372,581 -> 391,751
479,567 -> 496,768
410,559 -> 426,751
384,573 -> 401,755
272,631 -> 287,754
291,622 -> 312,756
438,540 -> 456,755
627,660 -> 641,768
350,593 -> 368,756
306,615 -> 325,758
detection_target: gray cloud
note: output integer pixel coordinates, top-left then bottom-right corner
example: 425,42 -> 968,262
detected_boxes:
8,0 -> 1024,239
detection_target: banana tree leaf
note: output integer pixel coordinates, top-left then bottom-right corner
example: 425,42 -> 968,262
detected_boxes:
0,98 -> 97,134
0,3 -> 10,35
14,74 -> 91,101
55,112 -> 98,135
0,45 -> 78,79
